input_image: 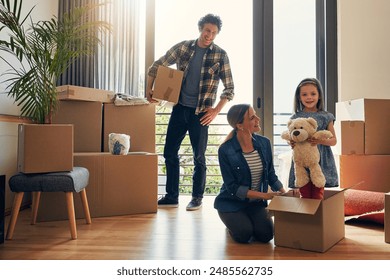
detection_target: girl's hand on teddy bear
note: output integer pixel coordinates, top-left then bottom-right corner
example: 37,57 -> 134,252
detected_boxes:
288,140 -> 296,148
307,137 -> 320,146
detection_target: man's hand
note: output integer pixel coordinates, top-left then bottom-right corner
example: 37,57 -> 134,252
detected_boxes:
200,107 -> 219,126
146,88 -> 158,103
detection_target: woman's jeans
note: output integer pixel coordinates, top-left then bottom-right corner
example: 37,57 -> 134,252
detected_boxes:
218,202 -> 274,243
163,104 -> 208,201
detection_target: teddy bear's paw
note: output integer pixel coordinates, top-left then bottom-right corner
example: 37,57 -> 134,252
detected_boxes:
281,131 -> 291,141
295,177 -> 310,188
312,177 -> 326,188
312,130 -> 333,140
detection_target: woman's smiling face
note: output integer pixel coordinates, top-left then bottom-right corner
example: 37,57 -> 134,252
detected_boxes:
239,107 -> 261,134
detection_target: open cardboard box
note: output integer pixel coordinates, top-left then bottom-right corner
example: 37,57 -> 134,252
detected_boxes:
267,189 -> 345,252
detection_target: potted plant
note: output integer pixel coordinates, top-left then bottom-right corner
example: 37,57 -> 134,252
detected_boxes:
1,0 -> 110,174
0,0 -> 110,124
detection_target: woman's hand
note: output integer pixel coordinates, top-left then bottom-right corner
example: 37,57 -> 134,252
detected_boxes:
262,193 -> 278,200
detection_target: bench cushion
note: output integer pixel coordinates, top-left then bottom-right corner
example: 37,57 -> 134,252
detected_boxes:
9,167 -> 89,193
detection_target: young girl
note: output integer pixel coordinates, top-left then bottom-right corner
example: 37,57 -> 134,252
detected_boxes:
214,104 -> 286,243
287,78 -> 339,199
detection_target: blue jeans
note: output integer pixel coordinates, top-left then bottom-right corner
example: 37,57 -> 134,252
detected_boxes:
163,104 -> 208,200
217,201 -> 273,243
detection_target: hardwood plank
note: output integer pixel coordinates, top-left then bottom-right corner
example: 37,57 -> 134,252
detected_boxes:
0,196 -> 389,260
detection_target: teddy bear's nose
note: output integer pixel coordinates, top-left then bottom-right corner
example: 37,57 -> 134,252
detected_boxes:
293,130 -> 300,136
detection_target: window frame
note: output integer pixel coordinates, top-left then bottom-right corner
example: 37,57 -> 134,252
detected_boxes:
254,0 -> 338,142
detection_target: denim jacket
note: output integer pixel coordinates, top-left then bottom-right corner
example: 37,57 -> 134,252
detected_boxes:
214,131 -> 283,212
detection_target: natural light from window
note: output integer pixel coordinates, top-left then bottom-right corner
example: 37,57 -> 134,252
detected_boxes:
154,0 -> 253,113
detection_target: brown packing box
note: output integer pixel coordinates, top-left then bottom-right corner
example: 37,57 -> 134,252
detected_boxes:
267,189 -> 345,252
103,103 -> 156,153
340,121 -> 365,155
57,85 -> 114,103
52,101 -> 103,152
17,124 -> 73,173
386,193 -> 390,243
336,98 -> 390,155
340,155 -> 390,192
37,152 -> 158,221
152,66 -> 183,105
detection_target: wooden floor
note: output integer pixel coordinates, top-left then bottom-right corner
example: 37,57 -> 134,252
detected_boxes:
1,196 -> 389,260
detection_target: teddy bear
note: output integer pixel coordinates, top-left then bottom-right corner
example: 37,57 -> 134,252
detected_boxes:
281,117 -> 333,192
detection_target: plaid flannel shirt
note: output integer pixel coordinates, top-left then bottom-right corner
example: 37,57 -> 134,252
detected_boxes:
148,39 -> 234,114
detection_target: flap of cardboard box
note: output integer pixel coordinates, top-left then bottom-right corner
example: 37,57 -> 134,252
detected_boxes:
267,196 -> 322,215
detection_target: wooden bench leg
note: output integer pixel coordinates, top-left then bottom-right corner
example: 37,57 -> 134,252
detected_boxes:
79,189 -> 91,224
31,192 -> 41,225
6,192 -> 24,240
65,192 -> 77,240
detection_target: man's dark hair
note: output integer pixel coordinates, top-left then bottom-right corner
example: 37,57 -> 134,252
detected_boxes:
198,14 -> 222,32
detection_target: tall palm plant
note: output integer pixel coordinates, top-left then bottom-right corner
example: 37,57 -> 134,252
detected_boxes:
0,0 -> 110,123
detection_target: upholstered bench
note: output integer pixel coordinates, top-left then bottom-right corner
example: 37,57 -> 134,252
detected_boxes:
6,167 -> 91,240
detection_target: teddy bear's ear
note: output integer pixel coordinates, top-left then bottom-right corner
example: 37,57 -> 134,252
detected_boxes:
307,117 -> 318,130
287,119 -> 293,128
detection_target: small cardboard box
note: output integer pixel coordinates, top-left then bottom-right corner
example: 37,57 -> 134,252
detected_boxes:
336,98 -> 390,155
37,152 -> 158,221
152,66 -> 183,104
103,103 -> 156,153
267,189 -> 345,252
339,121 -> 365,155
17,124 -> 74,173
57,85 -> 114,103
340,155 -> 390,192
385,193 -> 390,243
53,100 -> 103,152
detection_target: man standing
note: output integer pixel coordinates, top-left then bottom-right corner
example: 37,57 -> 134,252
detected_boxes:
146,14 -> 234,211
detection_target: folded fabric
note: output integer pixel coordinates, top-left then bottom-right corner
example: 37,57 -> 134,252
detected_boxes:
114,93 -> 149,106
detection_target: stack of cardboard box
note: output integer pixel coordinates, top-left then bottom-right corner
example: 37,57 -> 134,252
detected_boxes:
36,86 -> 158,221
335,98 -> 390,193
335,98 -> 390,243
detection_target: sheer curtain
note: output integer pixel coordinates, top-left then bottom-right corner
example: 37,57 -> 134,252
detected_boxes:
58,0 -> 145,97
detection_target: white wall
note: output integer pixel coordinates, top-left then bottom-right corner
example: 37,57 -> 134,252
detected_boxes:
338,0 -> 390,101
0,0 -> 58,115
0,1 -> 58,210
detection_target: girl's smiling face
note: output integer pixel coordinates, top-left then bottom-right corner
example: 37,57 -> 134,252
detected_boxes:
299,84 -> 320,112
